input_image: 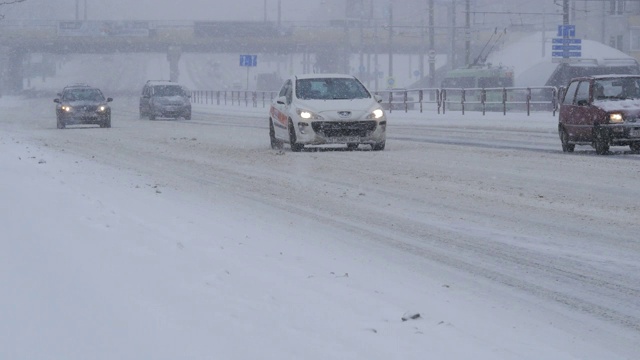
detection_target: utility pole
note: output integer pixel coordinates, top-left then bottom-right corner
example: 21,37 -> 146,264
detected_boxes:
450,1 -> 457,70
563,0 -> 569,59
601,0 -> 606,44
388,1 -> 394,84
465,0 -> 470,66
419,17 -> 424,85
374,19 -> 379,91
359,0 -> 365,83
542,4 -> 546,57
429,0 -> 435,88
75,0 -> 87,21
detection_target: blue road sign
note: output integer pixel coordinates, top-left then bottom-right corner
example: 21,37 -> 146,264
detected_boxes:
552,38 -> 582,44
552,45 -> 582,51
557,25 -> 576,37
239,55 -> 257,67
552,51 -> 582,57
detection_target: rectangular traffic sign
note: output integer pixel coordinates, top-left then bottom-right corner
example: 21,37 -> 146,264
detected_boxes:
557,25 -> 576,37
552,51 -> 582,57
239,55 -> 257,67
552,45 -> 582,51
552,38 -> 582,44
552,57 -> 581,63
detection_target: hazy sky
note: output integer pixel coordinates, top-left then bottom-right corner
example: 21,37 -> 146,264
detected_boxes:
2,0 -> 326,22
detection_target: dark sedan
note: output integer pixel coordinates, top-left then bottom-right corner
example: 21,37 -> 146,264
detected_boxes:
54,84 -> 113,129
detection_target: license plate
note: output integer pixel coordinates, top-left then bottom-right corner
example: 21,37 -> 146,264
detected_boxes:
329,137 -> 360,144
630,129 -> 640,137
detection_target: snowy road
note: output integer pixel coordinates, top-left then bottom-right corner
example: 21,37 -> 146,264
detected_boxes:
2,95 -> 640,358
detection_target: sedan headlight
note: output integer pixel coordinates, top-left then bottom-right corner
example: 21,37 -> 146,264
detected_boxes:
366,108 -> 385,120
609,113 -> 624,123
296,108 -> 324,120
98,105 -> 107,112
61,105 -> 72,112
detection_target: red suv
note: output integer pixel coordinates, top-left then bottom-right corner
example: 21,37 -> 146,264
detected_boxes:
558,75 -> 640,154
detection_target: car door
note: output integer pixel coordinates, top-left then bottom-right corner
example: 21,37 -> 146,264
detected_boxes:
559,80 -> 579,136
560,80 -> 592,141
140,85 -> 150,114
570,80 -> 594,141
270,80 -> 292,139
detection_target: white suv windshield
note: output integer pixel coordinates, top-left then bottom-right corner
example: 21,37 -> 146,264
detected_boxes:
296,78 -> 370,100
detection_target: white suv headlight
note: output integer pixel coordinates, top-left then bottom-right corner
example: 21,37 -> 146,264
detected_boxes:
366,108 -> 385,120
296,108 -> 324,120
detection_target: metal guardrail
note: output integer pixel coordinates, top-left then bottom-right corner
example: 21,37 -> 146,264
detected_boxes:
191,90 -> 278,108
191,86 -> 560,116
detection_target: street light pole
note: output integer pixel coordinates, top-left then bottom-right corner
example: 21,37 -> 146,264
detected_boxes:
429,0 -> 435,88
465,0 -> 470,66
388,1 -> 394,84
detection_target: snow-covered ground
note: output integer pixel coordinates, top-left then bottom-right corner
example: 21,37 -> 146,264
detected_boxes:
2,54 -> 640,359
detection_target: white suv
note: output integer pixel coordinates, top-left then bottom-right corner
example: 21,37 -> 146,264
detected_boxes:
269,74 -> 387,151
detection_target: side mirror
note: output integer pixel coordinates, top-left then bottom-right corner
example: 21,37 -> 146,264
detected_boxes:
374,94 -> 383,103
54,98 -> 60,103
577,99 -> 589,106
276,95 -> 286,105
107,97 -> 113,102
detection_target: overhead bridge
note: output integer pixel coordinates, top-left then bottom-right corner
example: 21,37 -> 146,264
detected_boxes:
0,20 -> 434,93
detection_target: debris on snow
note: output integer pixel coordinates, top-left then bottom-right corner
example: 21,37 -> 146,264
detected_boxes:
401,312 -> 421,321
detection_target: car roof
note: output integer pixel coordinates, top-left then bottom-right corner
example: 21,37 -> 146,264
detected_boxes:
146,80 -> 181,86
63,83 -> 92,89
63,85 -> 101,92
572,74 -> 640,81
293,73 -> 356,81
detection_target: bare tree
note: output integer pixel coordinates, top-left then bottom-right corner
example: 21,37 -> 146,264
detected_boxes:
0,0 -> 26,20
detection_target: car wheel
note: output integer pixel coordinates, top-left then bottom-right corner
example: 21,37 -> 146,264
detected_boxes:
371,141 -> 385,151
559,127 -> 575,152
269,118 -> 283,149
57,117 -> 65,129
347,143 -> 359,150
288,119 -> 303,152
630,143 -> 640,152
104,115 -> 111,128
593,128 -> 609,155
184,112 -> 191,120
